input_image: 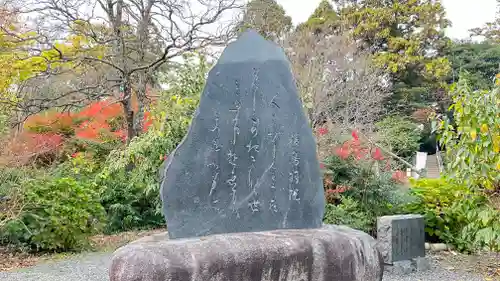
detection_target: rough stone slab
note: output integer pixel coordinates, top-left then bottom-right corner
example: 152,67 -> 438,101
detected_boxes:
412,257 -> 431,271
160,29 -> 325,239
109,225 -> 383,281
384,257 -> 431,275
377,215 -> 425,264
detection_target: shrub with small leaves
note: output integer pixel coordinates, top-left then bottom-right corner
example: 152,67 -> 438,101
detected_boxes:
406,178 -> 471,240
407,177 -> 500,253
321,130 -> 413,234
0,176 -> 105,251
437,77 -> 500,190
323,197 -> 372,233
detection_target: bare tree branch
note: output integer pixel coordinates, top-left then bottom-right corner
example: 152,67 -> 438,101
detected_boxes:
3,0 -> 242,140
286,31 -> 392,133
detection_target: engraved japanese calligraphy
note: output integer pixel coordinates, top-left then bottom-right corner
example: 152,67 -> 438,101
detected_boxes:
160,30 -> 325,239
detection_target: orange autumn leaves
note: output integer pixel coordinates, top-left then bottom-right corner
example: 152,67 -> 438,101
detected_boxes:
24,99 -> 153,144
3,99 -> 153,166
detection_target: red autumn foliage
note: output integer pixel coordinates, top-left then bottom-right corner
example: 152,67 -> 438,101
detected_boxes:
328,130 -> 407,183
2,133 -> 64,166
77,100 -> 123,120
351,130 -> 359,141
372,148 -> 384,161
320,130 -> 409,204
324,184 -> 352,204
391,170 -> 407,183
75,120 -> 111,142
24,111 -> 75,135
333,134 -> 370,161
334,146 -> 350,160
317,127 -> 328,136
143,112 -> 153,132
25,99 -> 153,145
3,98 -> 154,167
326,186 -> 351,194
74,99 -> 153,142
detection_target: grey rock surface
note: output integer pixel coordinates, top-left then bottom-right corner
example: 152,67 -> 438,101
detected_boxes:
0,251 -> 488,281
385,257 -> 431,275
109,225 -> 383,281
377,214 -> 426,263
160,29 -> 325,239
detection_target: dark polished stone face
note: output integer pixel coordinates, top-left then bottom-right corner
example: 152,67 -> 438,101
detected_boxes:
161,30 -> 325,239
377,214 -> 426,263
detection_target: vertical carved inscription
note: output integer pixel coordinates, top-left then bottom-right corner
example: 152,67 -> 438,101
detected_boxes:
248,68 -> 261,213
210,111 -> 222,152
288,132 -> 300,202
208,163 -> 220,205
208,110 -> 221,205
227,79 -> 241,213
268,92 -> 280,213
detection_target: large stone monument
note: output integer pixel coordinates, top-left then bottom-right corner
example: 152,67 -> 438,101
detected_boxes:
160,29 -> 325,239
110,30 -> 383,281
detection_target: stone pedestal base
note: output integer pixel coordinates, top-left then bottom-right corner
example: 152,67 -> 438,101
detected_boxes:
109,225 -> 383,281
384,257 -> 431,275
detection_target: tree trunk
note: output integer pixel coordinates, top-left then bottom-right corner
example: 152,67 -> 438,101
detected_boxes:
134,71 -> 148,135
121,80 -> 137,144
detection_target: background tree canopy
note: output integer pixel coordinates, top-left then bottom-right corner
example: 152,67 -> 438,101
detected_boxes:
447,41 -> 500,90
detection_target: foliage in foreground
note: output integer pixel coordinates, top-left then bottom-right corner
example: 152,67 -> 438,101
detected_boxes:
0,54 -> 207,250
320,130 -> 412,235
0,176 -> 105,251
438,77 -> 500,190
407,178 -> 500,253
324,197 -> 372,233
98,55 -> 204,233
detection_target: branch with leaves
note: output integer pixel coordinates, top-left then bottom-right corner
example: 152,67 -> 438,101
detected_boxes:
2,0 -> 243,141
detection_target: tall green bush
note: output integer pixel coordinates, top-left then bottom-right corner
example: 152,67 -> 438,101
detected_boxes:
406,178 -> 471,239
407,178 -> 500,253
323,154 -> 412,234
0,176 -> 105,251
98,131 -> 179,232
437,77 -> 500,190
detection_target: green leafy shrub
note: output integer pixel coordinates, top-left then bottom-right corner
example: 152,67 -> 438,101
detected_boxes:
376,115 -> 422,160
437,77 -> 500,190
98,131 -> 178,233
406,178 -> 470,239
324,197 -> 372,233
444,198 -> 500,252
0,167 -> 39,195
321,132 -> 413,234
407,177 -> 500,252
97,53 -> 206,233
323,154 -> 412,234
0,176 -> 105,251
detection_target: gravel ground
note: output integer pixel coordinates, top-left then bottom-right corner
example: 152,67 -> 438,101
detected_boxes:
382,264 -> 489,281
0,252 -> 490,281
0,252 -> 111,281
